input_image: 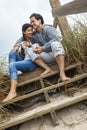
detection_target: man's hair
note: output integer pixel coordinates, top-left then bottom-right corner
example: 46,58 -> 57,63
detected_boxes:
30,13 -> 44,24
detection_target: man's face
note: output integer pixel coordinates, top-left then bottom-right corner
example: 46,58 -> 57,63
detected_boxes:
30,16 -> 41,31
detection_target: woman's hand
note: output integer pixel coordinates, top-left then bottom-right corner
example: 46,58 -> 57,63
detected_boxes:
21,41 -> 30,49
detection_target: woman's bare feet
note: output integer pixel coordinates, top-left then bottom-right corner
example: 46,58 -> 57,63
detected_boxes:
40,68 -> 53,76
3,92 -> 17,102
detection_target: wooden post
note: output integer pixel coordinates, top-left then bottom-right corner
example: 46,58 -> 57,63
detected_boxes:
49,0 -> 73,39
39,79 -> 58,125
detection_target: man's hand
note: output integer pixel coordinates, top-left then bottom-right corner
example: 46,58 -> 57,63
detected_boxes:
34,46 -> 43,54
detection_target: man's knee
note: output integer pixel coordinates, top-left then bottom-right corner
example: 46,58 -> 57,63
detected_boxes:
51,41 -> 65,57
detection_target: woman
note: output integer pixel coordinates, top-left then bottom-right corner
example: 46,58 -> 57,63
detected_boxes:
3,23 -> 51,102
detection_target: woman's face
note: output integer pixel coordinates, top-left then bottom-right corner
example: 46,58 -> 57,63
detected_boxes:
23,26 -> 33,38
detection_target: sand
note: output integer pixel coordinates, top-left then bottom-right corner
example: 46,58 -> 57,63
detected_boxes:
18,100 -> 87,130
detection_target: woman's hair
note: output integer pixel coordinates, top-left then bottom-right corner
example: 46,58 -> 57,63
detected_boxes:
22,23 -> 33,40
30,13 -> 44,24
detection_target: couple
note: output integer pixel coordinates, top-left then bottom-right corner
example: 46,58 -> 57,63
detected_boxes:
3,13 -> 70,102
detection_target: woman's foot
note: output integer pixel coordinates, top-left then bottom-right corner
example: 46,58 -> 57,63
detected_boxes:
3,92 -> 17,102
40,68 -> 53,76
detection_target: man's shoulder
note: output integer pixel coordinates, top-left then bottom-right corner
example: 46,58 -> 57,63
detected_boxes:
16,37 -> 24,44
43,24 -> 53,29
43,24 -> 55,31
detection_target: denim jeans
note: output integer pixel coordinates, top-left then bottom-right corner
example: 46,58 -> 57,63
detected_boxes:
9,50 -> 38,80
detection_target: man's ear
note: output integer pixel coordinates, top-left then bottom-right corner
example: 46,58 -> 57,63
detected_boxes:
39,19 -> 41,24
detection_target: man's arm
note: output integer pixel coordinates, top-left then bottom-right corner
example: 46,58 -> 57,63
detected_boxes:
12,44 -> 19,51
42,25 -> 61,52
12,37 -> 24,51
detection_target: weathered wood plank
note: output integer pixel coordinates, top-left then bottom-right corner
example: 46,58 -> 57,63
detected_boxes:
52,0 -> 87,17
18,63 -> 58,86
1,73 -> 87,107
0,62 -> 82,88
0,63 -> 57,87
40,79 -> 50,103
0,91 -> 87,129
18,62 -> 82,87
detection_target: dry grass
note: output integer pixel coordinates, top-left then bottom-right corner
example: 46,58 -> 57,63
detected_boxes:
0,55 -> 9,101
62,16 -> 87,64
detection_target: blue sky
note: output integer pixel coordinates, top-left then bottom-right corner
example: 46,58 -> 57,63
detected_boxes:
0,0 -> 79,56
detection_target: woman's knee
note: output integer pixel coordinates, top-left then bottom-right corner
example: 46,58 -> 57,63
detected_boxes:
9,50 -> 17,56
9,50 -> 17,59
9,51 -> 17,63
9,50 -> 22,63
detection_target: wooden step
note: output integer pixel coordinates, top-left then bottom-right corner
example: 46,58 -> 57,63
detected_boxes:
0,62 -> 82,88
1,73 -> 87,107
0,91 -> 87,129
18,62 -> 82,87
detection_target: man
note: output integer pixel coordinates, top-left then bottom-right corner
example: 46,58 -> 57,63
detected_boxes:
30,13 -> 70,81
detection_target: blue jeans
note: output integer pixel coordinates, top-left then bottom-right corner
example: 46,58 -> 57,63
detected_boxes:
9,50 -> 38,80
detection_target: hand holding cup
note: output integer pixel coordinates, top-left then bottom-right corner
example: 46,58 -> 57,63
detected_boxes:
32,43 -> 43,54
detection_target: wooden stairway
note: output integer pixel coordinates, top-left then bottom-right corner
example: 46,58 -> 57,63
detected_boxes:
0,62 -> 87,129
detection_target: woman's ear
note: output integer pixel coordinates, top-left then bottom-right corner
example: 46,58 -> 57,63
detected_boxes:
22,31 -> 25,34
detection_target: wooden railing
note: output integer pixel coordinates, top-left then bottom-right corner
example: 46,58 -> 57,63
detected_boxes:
52,0 -> 87,17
